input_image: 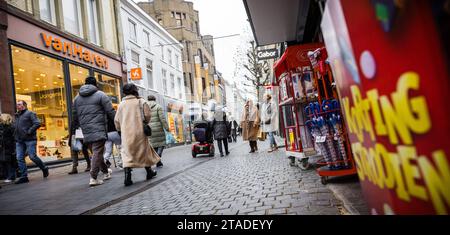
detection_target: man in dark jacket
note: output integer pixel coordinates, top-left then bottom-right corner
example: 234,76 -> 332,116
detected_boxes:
212,108 -> 230,157
14,100 -> 49,184
72,77 -> 115,186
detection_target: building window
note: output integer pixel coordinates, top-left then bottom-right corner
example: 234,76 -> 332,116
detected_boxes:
185,42 -> 190,62
183,13 -> 186,19
6,0 -> 33,14
197,49 -> 203,66
131,51 -> 140,68
129,20 -> 137,42
162,69 -> 167,95
146,59 -> 153,89
86,0 -> 100,45
175,12 -> 182,26
170,74 -> 175,97
62,0 -> 83,37
160,43 -> 164,61
175,54 -> 179,70
143,31 -> 151,51
177,77 -> 182,99
195,21 -> 200,36
168,49 -> 172,66
39,0 -> 56,25
171,11 -> 175,18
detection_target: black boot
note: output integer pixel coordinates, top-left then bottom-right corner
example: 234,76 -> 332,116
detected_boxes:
145,167 -> 157,180
124,168 -> 133,186
68,166 -> 78,175
156,161 -> 163,168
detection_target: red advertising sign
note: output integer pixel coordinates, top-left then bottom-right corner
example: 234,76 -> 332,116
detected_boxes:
321,0 -> 450,214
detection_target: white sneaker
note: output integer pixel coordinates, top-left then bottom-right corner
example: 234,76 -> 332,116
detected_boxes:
4,179 -> 12,183
89,178 -> 104,186
103,168 -> 112,181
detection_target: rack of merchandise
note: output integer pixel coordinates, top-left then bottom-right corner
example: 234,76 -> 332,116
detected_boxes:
304,47 -> 357,185
274,43 -> 357,184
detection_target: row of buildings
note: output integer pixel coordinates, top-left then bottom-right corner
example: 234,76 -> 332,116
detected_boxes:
0,0 -> 227,163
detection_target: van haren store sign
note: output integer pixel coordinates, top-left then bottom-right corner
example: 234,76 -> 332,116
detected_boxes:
40,32 -> 109,69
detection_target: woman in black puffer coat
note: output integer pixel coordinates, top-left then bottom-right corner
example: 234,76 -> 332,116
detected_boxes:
212,109 -> 230,157
0,114 -> 17,183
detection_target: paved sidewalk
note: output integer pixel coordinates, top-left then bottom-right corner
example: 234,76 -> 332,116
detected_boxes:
0,141 -> 244,215
96,140 -> 344,215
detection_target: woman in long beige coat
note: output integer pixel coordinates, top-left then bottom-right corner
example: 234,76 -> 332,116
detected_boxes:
241,99 -> 260,153
115,84 -> 160,186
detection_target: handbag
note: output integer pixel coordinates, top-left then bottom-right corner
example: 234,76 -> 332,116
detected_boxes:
257,129 -> 267,141
75,128 -> 84,139
139,99 -> 152,137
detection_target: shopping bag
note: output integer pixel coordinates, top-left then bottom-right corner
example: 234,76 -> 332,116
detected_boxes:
257,129 -> 266,141
71,135 -> 83,151
75,128 -> 84,139
166,132 -> 176,144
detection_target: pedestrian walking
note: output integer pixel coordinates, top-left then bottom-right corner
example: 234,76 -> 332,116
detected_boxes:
14,100 -> 49,184
147,95 -> 169,168
241,100 -> 260,153
72,77 -> 115,186
212,107 -> 230,157
261,94 -> 279,152
231,119 -> 238,142
0,114 -> 17,183
114,84 -> 160,186
103,116 -> 122,169
68,120 -> 91,174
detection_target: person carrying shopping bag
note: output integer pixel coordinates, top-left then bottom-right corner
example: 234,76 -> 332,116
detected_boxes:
241,100 -> 260,153
261,94 -> 279,152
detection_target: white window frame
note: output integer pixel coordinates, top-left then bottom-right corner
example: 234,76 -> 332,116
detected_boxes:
160,43 -> 165,61
170,73 -> 175,97
146,59 -> 153,89
62,0 -> 84,37
86,0 -> 100,45
175,54 -> 180,70
143,30 -> 151,51
129,19 -> 137,43
168,49 -> 172,66
162,69 -> 168,95
177,77 -> 182,99
39,0 -> 56,25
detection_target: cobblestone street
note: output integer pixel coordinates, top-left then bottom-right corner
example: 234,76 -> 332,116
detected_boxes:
96,139 -> 344,215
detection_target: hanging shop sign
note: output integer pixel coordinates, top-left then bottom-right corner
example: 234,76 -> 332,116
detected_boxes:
130,68 -> 142,80
257,48 -> 279,60
321,0 -> 450,215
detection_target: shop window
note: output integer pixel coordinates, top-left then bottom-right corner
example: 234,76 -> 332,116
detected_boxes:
39,0 -> 56,25
11,45 -> 70,162
94,72 -> 121,109
86,0 -> 100,45
69,64 -> 90,101
62,0 -> 83,37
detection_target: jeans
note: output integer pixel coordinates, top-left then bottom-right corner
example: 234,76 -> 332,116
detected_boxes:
89,140 -> 108,179
267,132 -> 277,147
154,146 -> 165,158
104,132 -> 122,162
216,138 -> 229,155
16,140 -> 47,178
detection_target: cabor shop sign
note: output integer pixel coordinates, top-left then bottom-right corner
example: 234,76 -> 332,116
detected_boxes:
40,32 -> 109,70
257,49 -> 278,60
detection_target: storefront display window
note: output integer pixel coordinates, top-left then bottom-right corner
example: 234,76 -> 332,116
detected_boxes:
94,72 -> 121,108
70,64 -> 90,100
11,45 -> 70,162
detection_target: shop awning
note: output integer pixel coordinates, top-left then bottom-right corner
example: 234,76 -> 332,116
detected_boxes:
273,43 -> 324,78
243,0 -> 321,46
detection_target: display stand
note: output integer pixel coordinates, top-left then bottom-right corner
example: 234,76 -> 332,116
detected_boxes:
274,44 -> 357,184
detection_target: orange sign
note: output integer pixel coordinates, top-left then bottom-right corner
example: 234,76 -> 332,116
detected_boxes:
130,68 -> 142,80
40,32 -> 109,69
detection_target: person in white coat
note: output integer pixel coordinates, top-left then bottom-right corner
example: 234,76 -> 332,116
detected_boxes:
261,94 -> 279,152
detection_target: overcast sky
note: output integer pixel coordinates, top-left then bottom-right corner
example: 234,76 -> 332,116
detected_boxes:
134,0 -> 253,84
